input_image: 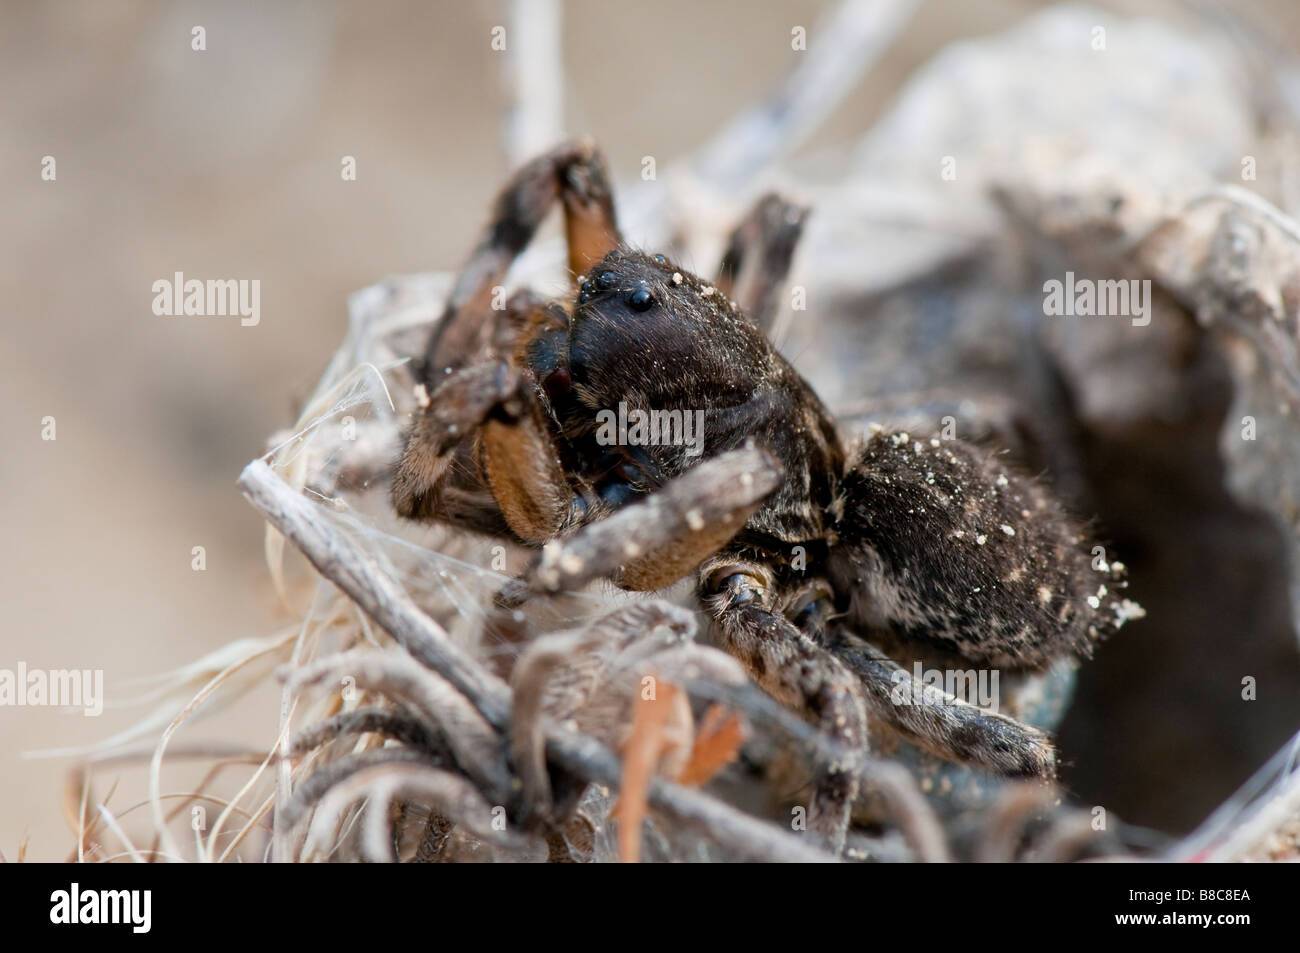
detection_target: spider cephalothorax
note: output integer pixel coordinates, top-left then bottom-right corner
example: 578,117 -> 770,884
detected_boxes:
392,140 -> 1139,853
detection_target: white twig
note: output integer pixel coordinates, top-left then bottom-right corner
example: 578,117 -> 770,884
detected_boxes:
273,597 -> 313,862
1169,727 -> 1300,861
503,0 -> 564,166
693,0 -> 919,188
238,459 -> 836,862
97,804 -> 146,865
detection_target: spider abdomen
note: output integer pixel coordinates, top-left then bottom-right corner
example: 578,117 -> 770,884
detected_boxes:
828,429 -> 1141,671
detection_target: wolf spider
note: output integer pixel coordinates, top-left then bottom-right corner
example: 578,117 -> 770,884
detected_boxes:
392,140 -> 1136,853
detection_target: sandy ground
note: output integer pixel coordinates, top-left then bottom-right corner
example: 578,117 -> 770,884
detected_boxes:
3,0 -> 1297,862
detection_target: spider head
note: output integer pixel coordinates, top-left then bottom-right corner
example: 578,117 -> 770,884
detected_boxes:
574,248 -> 750,326
566,248 -> 768,405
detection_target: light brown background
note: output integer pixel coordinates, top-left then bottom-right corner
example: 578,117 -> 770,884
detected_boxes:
3,0 -> 1297,862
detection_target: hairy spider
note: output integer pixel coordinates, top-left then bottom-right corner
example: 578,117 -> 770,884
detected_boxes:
392,140 -> 1139,853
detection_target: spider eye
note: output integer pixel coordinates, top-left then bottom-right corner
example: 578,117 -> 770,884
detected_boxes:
717,577 -> 758,605
652,254 -> 667,265
787,586 -> 833,630
792,599 -> 828,628
705,569 -> 766,603
596,270 -> 618,289
627,285 -> 654,312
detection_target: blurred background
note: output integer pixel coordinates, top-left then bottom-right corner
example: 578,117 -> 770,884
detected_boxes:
3,0 -> 1300,862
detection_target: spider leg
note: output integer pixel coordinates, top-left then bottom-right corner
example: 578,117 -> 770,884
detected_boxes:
422,139 -> 620,380
556,141 -> 620,279
700,562 -> 867,855
400,142 -> 621,540
394,346 -> 580,543
420,479 -> 516,538
395,360 -> 520,521
824,631 -> 1057,779
714,193 -> 809,335
479,397 -> 576,544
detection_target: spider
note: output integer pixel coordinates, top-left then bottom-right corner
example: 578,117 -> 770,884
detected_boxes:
392,139 -> 1138,853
